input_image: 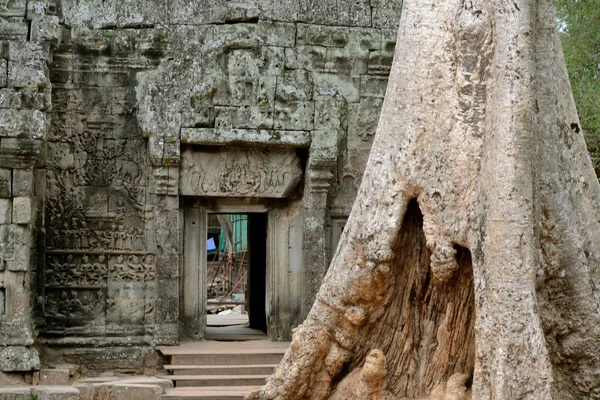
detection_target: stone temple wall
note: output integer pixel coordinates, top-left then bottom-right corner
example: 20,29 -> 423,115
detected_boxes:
0,0 -> 402,371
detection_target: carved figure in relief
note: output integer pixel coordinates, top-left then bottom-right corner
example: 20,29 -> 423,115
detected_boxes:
69,292 -> 85,315
90,255 -> 107,285
63,223 -> 73,248
111,255 -> 127,280
80,221 -> 90,248
116,225 -> 127,249
104,226 -> 116,248
115,198 -> 126,214
127,255 -> 144,282
133,228 -> 145,249
66,255 -> 81,285
45,296 -> 62,317
142,255 -> 155,281
46,257 -> 62,286
80,256 -> 93,285
52,229 -> 63,249
72,221 -> 82,248
180,147 -> 302,198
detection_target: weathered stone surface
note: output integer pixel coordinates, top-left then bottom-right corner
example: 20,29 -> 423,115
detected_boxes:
0,170 -> 11,199
108,384 -> 162,400
0,110 -> 46,139
32,386 -> 80,400
0,387 -> 31,400
0,371 -> 28,387
0,316 -> 35,346
108,376 -> 173,391
0,346 -> 39,371
0,61 -> 6,89
181,128 -> 311,147
313,73 -> 361,103
39,368 -> 70,385
11,170 -> 33,197
11,197 -> 31,224
367,51 -> 394,75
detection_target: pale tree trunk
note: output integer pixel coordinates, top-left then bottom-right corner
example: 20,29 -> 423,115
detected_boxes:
247,0 -> 600,398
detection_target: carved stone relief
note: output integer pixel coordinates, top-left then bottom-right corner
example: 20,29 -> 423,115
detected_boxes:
42,55 -> 155,337
179,146 -> 303,198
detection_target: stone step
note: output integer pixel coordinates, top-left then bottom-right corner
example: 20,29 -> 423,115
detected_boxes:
165,364 -> 277,376
0,386 -> 80,400
159,341 -> 288,366
170,353 -> 284,366
163,386 -> 258,400
160,374 -> 269,387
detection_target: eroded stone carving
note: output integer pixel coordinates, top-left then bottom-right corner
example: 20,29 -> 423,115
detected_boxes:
180,146 -> 303,198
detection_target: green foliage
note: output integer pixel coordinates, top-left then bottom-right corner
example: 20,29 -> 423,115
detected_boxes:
555,0 -> 600,137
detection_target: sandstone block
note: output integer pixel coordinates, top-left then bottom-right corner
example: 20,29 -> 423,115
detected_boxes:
360,76 -> 388,99
276,70 -> 314,102
7,60 -> 48,89
0,89 -> 23,109
32,386 -> 80,400
314,99 -> 347,132
372,3 -> 403,30
112,376 -> 173,391
109,384 -> 162,400
30,16 -> 62,45
324,47 -> 369,76
12,197 -> 31,225
0,200 -> 11,224
214,105 -> 272,130
73,384 -> 92,400
0,20 -> 28,41
11,170 -> 33,197
0,371 -> 27,387
0,61 -> 6,88
0,346 -> 39,371
39,368 -> 70,385
0,110 -> 46,139
286,46 -> 327,72
0,170 -> 10,198
313,73 -> 360,103
6,42 -> 50,62
0,387 -> 30,400
368,50 -> 394,76
297,24 -> 350,48
274,101 -> 314,131
0,316 -> 35,346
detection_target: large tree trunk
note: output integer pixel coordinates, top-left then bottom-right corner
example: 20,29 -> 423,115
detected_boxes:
248,0 -> 600,398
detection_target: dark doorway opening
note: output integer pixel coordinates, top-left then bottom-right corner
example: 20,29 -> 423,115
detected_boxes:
205,213 -> 267,340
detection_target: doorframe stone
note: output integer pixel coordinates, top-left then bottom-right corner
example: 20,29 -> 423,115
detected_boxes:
182,202 -> 293,341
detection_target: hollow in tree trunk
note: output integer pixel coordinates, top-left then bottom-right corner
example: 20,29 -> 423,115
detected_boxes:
248,0 -> 600,398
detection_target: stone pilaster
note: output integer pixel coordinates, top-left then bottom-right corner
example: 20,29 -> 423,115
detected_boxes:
0,0 -> 61,372
302,97 -> 347,316
147,134 -> 180,345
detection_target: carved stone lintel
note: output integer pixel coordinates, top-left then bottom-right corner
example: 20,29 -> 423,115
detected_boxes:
179,146 -> 303,198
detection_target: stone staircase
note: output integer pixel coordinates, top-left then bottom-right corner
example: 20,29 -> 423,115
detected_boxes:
159,341 -> 289,400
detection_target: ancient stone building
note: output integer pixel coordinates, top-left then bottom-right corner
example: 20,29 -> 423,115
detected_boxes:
0,0 -> 401,371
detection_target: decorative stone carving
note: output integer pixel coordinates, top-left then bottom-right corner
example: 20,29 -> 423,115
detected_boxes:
179,147 -> 303,198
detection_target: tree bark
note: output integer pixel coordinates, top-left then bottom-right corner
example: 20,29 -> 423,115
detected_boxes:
248,0 -> 600,398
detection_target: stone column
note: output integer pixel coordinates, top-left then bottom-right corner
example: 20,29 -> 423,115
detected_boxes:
0,1 -> 60,372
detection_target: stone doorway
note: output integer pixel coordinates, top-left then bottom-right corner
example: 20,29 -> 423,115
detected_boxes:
204,213 -> 268,339
183,207 -> 280,341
